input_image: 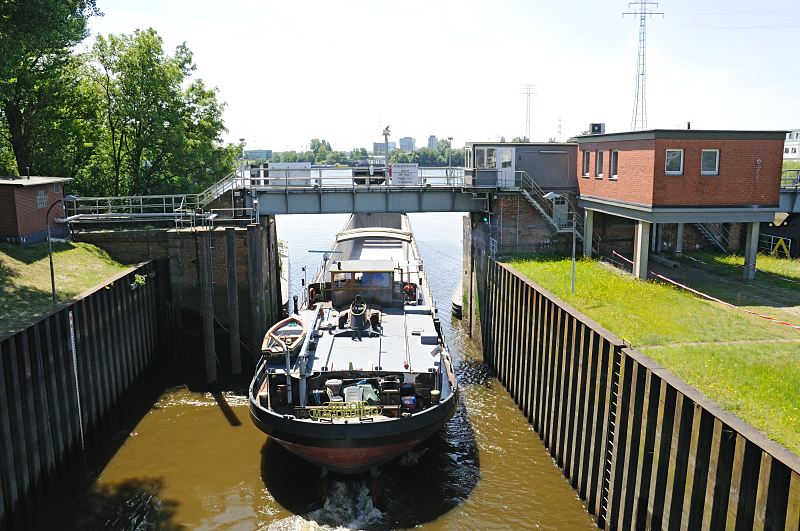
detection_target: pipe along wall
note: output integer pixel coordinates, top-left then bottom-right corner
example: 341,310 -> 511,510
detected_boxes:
479,259 -> 800,530
0,262 -> 165,526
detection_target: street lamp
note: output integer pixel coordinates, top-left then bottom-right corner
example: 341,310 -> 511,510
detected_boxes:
447,136 -> 453,169
47,194 -> 78,303
382,126 -> 391,168
543,192 -> 576,294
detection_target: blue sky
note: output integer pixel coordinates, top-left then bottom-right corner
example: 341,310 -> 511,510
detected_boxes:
87,1 -> 800,151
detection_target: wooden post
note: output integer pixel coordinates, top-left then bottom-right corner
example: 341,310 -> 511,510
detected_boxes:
226,228 -> 242,376
199,231 -> 218,385
248,223 -> 264,354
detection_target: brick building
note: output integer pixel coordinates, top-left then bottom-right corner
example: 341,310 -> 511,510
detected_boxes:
0,176 -> 71,244
574,130 -> 785,279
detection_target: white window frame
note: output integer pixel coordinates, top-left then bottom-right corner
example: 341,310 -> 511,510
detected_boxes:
665,149 -> 684,175
36,190 -> 48,209
582,151 -> 590,177
701,149 -> 720,175
610,150 -> 619,180
595,150 -> 603,178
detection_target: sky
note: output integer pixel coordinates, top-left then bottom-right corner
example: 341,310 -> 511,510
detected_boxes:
86,1 -> 800,152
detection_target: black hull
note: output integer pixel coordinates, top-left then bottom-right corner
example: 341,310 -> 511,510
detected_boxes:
249,388 -> 458,474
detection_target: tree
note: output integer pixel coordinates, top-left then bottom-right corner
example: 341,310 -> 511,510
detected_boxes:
73,29 -> 235,196
0,0 -> 100,175
349,147 -> 368,160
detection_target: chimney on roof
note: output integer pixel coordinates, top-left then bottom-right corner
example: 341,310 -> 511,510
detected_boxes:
687,122 -> 691,130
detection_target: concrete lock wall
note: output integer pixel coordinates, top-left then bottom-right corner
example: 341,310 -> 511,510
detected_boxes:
0,262 -> 165,525
479,259 -> 800,530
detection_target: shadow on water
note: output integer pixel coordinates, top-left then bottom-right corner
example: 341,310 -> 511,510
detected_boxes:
8,370 -> 180,531
260,397 -> 480,529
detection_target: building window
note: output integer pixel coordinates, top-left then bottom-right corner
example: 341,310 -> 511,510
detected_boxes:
793,147 -> 798,154
595,150 -> 603,178
582,151 -> 590,177
474,147 -> 497,169
465,149 -> 473,168
787,148 -> 791,154
610,150 -> 619,179
500,149 -> 512,168
485,148 -> 496,169
36,190 -> 48,208
701,149 -> 720,175
665,149 -> 684,175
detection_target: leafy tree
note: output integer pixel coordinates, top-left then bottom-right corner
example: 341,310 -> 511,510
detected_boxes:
72,29 -> 235,196
0,0 -> 100,175
349,147 -> 368,160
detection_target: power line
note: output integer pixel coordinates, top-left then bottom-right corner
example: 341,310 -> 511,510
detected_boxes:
520,83 -> 536,140
623,1 -> 664,131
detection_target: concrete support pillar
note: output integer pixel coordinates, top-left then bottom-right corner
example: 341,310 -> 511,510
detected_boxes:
198,231 -> 217,385
225,228 -> 241,377
633,220 -> 651,280
583,209 -> 594,257
654,223 -> 663,253
248,223 -> 264,353
675,223 -> 684,255
743,221 -> 759,280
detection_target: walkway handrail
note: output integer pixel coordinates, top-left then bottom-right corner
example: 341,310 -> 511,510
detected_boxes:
781,169 -> 800,189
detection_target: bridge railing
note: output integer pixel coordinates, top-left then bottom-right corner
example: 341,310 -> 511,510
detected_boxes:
65,194 -> 200,217
781,169 -> 800,189
246,168 -> 468,190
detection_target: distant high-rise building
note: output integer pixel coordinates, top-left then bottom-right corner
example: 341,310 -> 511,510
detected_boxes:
427,135 -> 437,150
399,137 -> 415,152
372,142 -> 396,155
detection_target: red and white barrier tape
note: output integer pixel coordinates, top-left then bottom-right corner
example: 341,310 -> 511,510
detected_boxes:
610,251 -> 800,331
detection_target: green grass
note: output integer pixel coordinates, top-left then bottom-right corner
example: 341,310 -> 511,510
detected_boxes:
784,160 -> 800,171
684,251 -> 800,283
506,254 -> 800,453
0,242 -> 129,336
645,342 -> 800,452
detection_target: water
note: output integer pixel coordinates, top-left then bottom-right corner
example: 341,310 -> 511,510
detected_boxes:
26,213 -> 595,530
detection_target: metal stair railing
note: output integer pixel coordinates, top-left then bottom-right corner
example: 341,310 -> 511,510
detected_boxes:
693,222 -> 730,252
516,170 -> 600,255
197,167 -> 249,208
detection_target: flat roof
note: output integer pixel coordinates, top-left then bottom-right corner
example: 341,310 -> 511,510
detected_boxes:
575,129 -> 787,143
0,176 -> 72,187
464,141 -> 576,147
332,259 -> 396,273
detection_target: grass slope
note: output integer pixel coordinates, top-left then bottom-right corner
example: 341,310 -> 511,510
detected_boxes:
506,254 -> 800,453
0,242 -> 129,336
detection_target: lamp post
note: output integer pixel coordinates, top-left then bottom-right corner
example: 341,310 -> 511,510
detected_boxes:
47,194 -> 78,303
382,126 -> 391,168
447,136 -> 453,169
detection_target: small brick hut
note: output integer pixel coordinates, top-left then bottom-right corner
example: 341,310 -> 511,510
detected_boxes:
0,176 -> 72,244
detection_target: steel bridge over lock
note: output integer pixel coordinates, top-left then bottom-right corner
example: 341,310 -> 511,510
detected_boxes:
62,166 -> 600,258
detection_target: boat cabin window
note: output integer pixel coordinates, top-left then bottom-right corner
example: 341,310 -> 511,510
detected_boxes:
331,270 -> 395,309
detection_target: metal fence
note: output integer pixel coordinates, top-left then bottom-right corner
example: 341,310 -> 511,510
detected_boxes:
480,259 -> 800,530
0,262 -> 163,524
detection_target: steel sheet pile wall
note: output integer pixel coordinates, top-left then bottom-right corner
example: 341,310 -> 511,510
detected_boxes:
481,259 -> 800,530
0,263 -> 160,523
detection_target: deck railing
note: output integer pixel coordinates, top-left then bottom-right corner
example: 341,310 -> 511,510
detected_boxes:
781,169 -> 800,189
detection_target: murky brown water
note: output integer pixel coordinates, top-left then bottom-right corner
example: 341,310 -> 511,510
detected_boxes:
29,214 -> 596,530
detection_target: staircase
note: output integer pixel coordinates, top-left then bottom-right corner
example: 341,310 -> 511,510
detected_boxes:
693,222 -> 730,252
517,171 -> 601,255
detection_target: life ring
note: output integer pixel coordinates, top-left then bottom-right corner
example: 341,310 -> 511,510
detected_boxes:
309,287 -> 316,305
403,283 -> 416,301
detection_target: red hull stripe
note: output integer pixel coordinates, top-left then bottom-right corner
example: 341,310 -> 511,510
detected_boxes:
276,437 -> 426,472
